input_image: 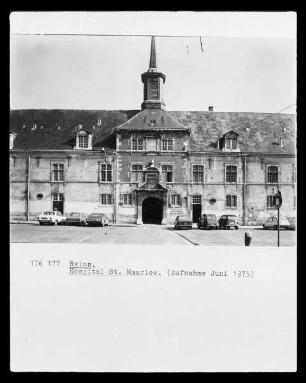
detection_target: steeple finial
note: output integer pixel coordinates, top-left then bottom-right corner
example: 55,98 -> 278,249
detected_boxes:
149,36 -> 157,70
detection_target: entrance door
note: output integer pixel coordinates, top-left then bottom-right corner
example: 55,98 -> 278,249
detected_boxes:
142,197 -> 163,224
52,193 -> 64,214
192,195 -> 202,223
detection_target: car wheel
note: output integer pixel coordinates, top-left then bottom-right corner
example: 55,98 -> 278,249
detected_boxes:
273,225 -> 277,230
235,226 -> 239,230
39,222 -> 43,225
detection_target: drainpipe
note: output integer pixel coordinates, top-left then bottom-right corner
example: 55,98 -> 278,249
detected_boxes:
26,151 -> 31,221
243,155 -> 247,226
113,152 -> 117,224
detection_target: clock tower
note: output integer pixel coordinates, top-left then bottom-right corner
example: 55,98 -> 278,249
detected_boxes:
141,36 -> 166,109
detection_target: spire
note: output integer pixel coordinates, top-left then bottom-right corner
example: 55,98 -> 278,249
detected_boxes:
149,36 -> 157,70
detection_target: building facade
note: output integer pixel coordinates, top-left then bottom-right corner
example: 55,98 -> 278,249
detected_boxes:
10,37 -> 296,225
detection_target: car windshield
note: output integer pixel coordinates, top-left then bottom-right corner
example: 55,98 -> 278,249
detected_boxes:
43,212 -> 55,215
89,214 -> 102,217
206,215 -> 216,219
68,213 -> 80,217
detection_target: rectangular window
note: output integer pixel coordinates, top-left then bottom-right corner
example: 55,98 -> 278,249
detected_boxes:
161,165 -> 173,183
100,164 -> 112,182
267,166 -> 279,183
78,135 -> 89,148
52,163 -> 64,181
192,195 -> 202,204
226,195 -> 237,208
267,195 -> 274,208
226,165 -> 237,183
171,194 -> 181,206
52,193 -> 64,201
132,135 -> 143,151
100,194 -> 112,205
192,165 -> 204,183
123,194 -> 133,205
131,164 -> 144,182
225,138 -> 237,150
162,135 -> 173,151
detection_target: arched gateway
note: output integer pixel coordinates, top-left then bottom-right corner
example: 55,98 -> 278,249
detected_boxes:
142,197 -> 163,224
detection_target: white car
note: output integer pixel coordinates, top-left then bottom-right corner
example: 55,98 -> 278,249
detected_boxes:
263,216 -> 290,230
37,211 -> 66,225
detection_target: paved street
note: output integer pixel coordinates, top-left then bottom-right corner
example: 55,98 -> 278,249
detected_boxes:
10,223 -> 296,247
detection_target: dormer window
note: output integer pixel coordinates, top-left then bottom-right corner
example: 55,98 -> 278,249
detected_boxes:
220,131 -> 240,152
9,131 -> 17,149
78,135 -> 89,148
74,127 -> 92,150
225,137 -> 237,150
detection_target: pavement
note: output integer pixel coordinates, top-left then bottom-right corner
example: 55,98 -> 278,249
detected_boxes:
10,222 -> 296,246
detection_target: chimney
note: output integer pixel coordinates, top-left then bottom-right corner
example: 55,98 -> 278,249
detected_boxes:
208,106 -> 214,112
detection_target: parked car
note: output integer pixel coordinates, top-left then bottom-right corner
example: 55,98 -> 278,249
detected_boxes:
37,211 -> 66,225
198,214 -> 219,230
263,216 -> 290,230
174,216 -> 193,230
86,213 -> 109,227
65,212 -> 87,226
218,215 -> 239,230
287,217 -> 296,231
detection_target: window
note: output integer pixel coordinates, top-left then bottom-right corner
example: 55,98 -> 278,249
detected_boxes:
225,137 -> 237,150
131,164 -> 144,182
100,194 -> 112,205
171,194 -> 181,206
123,194 -> 133,205
162,135 -> 173,151
267,166 -> 279,183
52,193 -> 64,201
192,195 -> 202,204
132,135 -> 143,151
161,165 -> 173,183
226,195 -> 237,208
100,164 -> 112,182
193,165 -> 204,183
225,165 -> 237,183
293,166 -> 297,183
267,195 -> 274,209
78,135 -> 89,148
52,163 -> 64,181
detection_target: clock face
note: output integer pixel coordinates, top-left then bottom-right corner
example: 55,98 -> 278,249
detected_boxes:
148,78 -> 158,99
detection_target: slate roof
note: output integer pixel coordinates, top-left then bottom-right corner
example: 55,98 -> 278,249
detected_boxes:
114,108 -> 189,132
10,109 -> 296,154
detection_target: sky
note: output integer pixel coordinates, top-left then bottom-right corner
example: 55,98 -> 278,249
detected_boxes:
10,12 -> 296,113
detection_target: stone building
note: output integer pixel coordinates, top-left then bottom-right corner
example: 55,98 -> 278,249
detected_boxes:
9,37 -> 296,225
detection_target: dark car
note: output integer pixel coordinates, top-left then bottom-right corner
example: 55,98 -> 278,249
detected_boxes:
198,214 -> 219,230
86,213 -> 109,227
218,215 -> 239,230
174,216 -> 193,230
65,212 -> 87,226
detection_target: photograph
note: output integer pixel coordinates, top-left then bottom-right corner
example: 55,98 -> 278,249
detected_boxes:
9,13 -> 296,247
9,11 -> 297,373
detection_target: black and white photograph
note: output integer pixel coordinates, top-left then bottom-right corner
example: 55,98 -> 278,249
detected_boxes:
9,11 -> 297,372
